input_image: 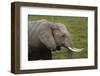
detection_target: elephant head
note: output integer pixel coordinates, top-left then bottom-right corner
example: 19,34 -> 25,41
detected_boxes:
38,19 -> 84,58
51,23 -> 84,52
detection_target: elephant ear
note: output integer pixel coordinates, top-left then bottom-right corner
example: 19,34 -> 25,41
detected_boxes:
38,22 -> 56,51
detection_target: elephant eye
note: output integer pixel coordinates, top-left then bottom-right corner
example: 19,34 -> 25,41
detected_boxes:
62,34 -> 65,37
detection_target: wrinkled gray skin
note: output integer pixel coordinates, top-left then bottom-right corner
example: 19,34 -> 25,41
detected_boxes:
28,19 -> 77,60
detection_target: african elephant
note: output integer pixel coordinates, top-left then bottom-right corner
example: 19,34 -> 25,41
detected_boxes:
28,19 -> 83,60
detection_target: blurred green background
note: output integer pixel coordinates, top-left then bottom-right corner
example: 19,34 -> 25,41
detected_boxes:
28,15 -> 88,59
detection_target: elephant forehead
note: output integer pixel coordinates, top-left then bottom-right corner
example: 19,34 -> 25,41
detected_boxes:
58,25 -> 70,35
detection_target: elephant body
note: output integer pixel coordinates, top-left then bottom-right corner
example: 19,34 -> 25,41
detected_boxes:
28,45 -> 52,60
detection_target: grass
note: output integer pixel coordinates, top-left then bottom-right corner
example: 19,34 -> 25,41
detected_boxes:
28,15 -> 88,59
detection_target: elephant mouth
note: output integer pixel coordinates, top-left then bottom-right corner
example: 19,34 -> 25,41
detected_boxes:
56,46 -> 61,50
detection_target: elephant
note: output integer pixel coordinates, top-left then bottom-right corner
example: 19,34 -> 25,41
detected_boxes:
28,19 -> 83,60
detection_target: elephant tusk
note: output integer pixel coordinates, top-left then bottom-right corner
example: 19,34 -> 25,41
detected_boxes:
68,47 -> 84,52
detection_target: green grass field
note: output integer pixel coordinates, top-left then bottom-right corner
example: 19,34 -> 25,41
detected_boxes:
28,15 -> 88,59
